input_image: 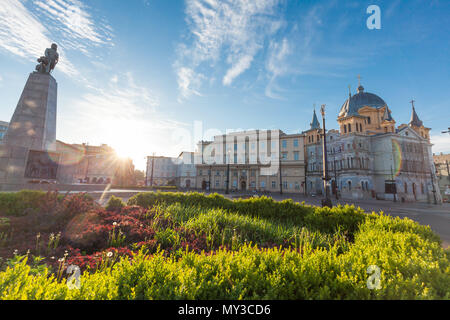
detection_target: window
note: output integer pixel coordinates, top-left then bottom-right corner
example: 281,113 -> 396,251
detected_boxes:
216,171 -> 220,176
367,117 -> 371,124
293,139 -> 299,147
295,182 -> 300,189
199,170 -> 203,175
360,123 -> 363,132
348,124 -> 352,132
272,181 -> 276,188
344,125 -> 347,133
283,181 -> 288,189
348,181 -> 352,190
294,152 -> 299,161
234,144 -> 237,151
282,140 -> 287,148
215,180 -> 219,187
282,152 -> 288,160
404,182 -> 408,193
261,181 -> 266,188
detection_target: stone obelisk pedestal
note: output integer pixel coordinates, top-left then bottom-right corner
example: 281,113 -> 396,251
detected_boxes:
0,72 -> 57,191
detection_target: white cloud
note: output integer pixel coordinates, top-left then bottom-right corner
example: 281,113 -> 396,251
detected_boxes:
176,0 -> 283,99
0,0 -> 113,77
176,67 -> 204,100
431,134 -> 450,154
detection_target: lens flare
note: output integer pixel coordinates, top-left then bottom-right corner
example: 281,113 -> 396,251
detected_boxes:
392,139 -> 402,177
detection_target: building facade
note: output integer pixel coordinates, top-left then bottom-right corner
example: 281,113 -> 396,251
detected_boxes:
56,141 -> 134,185
304,82 -> 442,203
145,156 -> 178,186
177,151 -> 196,188
194,130 -> 306,193
434,152 -> 450,202
0,121 -> 8,142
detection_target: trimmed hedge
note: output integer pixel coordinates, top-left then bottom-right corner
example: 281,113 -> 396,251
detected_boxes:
0,190 -> 48,216
128,192 -> 368,236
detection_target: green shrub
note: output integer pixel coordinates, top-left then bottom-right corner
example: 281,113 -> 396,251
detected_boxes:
127,192 -> 366,236
105,195 -> 125,212
1,243 -> 448,300
1,191 -> 448,300
0,190 -> 47,216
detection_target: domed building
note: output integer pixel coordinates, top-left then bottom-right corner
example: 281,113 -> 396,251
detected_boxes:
337,84 -> 396,136
305,79 -> 441,204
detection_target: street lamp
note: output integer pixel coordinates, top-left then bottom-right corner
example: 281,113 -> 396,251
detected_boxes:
225,150 -> 231,194
320,104 -> 332,208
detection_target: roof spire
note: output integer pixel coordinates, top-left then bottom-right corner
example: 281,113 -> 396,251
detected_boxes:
409,99 -> 423,127
348,84 -> 351,98
357,74 -> 364,93
310,106 -> 321,130
382,106 -> 393,122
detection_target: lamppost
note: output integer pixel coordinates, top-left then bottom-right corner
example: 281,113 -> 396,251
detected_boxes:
279,141 -> 283,195
225,150 -> 230,194
333,156 -> 339,200
320,104 -> 332,208
145,156 -> 149,187
150,153 -> 155,187
209,165 -> 212,191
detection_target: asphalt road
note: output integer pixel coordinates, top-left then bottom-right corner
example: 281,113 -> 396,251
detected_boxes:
90,189 -> 450,249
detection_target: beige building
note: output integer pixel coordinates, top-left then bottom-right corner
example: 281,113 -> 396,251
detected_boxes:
434,152 -> 450,202
56,141 -> 132,185
145,155 -> 178,186
195,130 -> 306,193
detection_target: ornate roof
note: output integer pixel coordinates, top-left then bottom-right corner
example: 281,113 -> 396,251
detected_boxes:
310,109 -> 321,130
409,105 -> 423,127
338,85 -> 387,118
382,106 -> 394,122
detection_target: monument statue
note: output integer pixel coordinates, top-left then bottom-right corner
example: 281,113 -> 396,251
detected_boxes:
0,43 -> 60,190
35,43 -> 59,74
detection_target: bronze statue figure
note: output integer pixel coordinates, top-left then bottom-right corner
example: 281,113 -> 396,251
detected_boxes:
35,43 -> 59,74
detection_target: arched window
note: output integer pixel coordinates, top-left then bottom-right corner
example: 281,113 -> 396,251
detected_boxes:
404,182 -> 408,193
348,124 -> 352,132
348,181 -> 352,190
344,125 -> 347,133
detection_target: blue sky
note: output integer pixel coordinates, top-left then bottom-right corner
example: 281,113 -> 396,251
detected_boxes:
0,0 -> 449,170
